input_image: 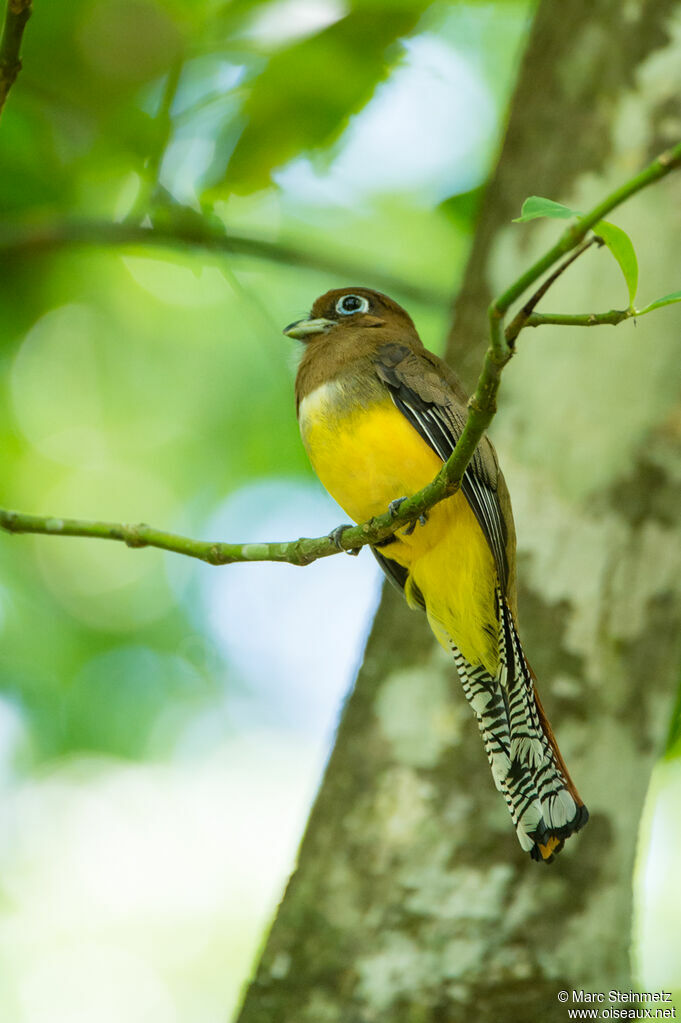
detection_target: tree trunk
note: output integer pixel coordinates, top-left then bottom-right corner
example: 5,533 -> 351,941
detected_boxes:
237,1 -> 681,1019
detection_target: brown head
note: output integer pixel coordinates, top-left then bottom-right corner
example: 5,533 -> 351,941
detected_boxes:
284,287 -> 423,408
283,287 -> 419,342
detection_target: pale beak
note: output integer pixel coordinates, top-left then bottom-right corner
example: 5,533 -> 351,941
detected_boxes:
283,317 -> 335,339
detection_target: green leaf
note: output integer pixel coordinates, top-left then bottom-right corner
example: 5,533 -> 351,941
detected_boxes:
512,200 -> 640,304
512,196 -> 579,222
635,290 -> 681,315
594,219 -> 638,305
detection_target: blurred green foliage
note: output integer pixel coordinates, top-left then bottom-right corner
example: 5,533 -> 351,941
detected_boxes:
1,0 -> 534,765
223,2 -> 433,192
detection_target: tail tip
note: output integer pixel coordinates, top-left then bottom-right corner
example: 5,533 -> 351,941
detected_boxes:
529,803 -> 589,864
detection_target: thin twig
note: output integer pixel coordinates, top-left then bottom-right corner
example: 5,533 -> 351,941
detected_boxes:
525,309 -> 634,328
0,0 -> 31,119
505,237 -> 598,345
487,141 -> 681,361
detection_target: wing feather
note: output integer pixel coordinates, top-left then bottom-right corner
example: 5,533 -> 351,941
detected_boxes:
374,343 -> 509,592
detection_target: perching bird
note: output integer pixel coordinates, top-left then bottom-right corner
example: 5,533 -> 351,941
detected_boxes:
284,286 -> 588,862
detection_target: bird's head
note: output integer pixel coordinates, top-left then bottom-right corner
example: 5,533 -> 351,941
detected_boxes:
283,287 -> 418,343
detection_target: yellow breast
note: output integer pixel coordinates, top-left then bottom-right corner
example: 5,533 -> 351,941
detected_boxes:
299,380 -> 442,523
298,380 -> 499,672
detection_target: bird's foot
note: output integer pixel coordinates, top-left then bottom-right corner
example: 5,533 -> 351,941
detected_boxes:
389,497 -> 428,535
388,497 -> 408,518
327,523 -> 360,556
404,512 -> 428,535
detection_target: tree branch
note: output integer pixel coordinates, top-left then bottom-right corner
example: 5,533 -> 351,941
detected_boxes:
0,216 -> 449,309
0,507 -> 399,566
2,142 -> 680,565
0,0 -> 31,119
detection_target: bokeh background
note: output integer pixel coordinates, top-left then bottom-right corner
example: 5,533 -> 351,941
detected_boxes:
0,1 -> 679,1019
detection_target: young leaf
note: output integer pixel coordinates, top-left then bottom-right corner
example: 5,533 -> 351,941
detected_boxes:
512,196 -> 579,222
594,219 -> 638,305
635,290 -> 681,316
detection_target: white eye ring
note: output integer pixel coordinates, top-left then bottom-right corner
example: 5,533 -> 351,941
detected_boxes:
335,294 -> 370,316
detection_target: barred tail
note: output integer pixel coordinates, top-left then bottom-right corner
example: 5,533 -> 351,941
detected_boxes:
450,588 -> 588,862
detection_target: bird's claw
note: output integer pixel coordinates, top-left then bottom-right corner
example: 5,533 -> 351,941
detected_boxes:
328,524 -> 360,556
403,512 -> 428,535
389,497 -> 428,534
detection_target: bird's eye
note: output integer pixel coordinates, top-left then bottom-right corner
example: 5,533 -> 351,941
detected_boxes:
335,294 -> 369,316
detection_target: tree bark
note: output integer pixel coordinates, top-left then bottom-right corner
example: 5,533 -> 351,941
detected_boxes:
236,1 -> 681,1019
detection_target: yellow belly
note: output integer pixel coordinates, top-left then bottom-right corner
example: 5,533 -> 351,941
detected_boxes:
299,385 -> 499,672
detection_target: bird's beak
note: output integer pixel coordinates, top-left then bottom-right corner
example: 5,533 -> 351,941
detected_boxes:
283,317 -> 335,339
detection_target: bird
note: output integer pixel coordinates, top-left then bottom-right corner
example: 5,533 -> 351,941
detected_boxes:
284,286 -> 588,862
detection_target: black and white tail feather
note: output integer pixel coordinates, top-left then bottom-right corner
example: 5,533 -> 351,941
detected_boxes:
450,587 -> 588,862
371,341 -> 588,859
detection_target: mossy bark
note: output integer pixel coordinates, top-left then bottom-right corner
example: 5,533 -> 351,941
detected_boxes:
236,1 -> 681,1019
